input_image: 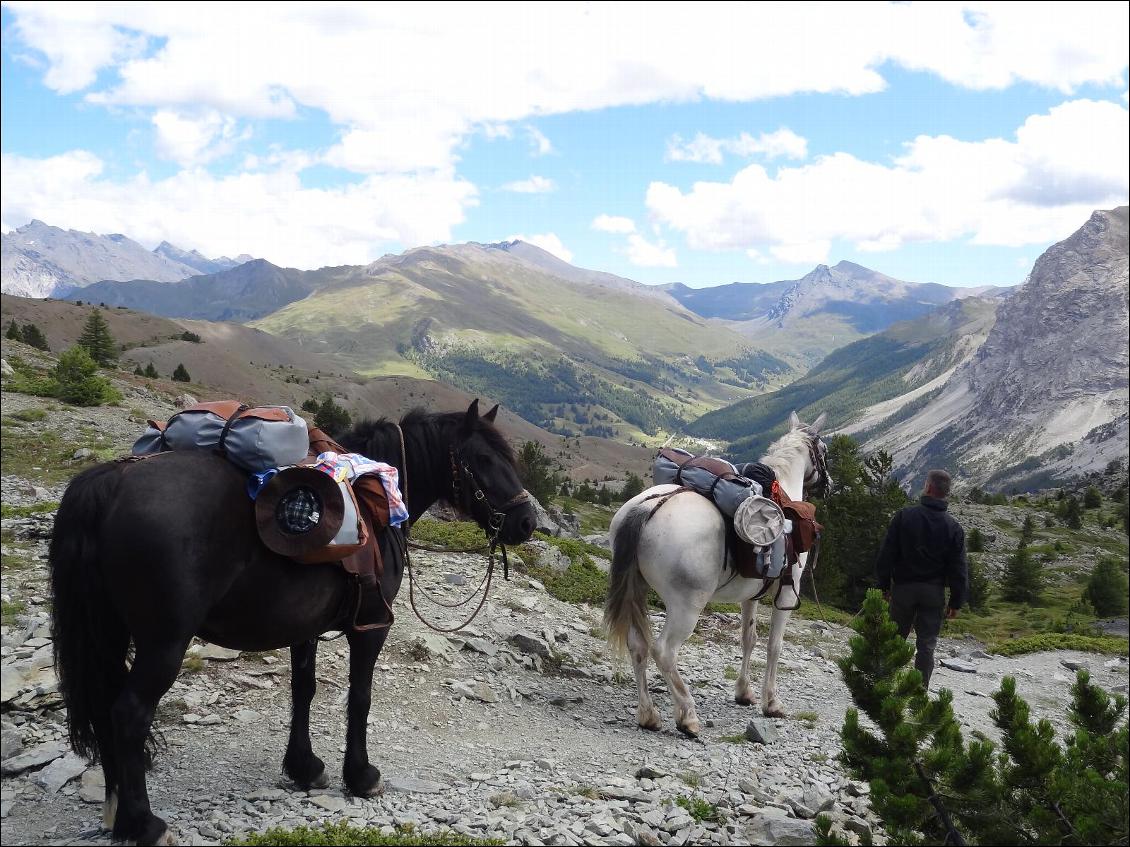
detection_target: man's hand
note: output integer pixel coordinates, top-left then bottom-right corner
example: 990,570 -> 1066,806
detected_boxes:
945,607 -> 959,620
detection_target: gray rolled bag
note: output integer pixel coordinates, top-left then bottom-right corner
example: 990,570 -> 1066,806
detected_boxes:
653,447 -> 787,548
653,447 -> 762,516
132,400 -> 310,473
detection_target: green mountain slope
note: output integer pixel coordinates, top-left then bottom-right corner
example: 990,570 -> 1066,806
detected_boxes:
253,242 -> 792,438
688,296 -> 1001,458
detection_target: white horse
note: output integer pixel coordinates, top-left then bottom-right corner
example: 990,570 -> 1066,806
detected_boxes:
604,412 -> 830,736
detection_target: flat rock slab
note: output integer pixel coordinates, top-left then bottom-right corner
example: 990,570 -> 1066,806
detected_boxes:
746,718 -> 779,744
509,632 -> 552,658
79,768 -> 105,803
941,658 -> 978,673
1,739 -> 68,775
383,776 -> 448,794
309,794 -> 349,813
34,752 -> 87,793
747,814 -> 817,846
189,644 -> 242,661
462,638 -> 499,657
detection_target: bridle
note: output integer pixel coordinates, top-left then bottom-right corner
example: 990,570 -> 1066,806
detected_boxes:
449,446 -> 532,562
397,433 -> 533,635
804,436 -> 831,499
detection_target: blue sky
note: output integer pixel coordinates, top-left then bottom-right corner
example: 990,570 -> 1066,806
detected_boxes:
2,3 -> 1127,287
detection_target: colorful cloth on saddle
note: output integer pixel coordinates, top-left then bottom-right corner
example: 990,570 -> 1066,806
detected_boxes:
312,451 -> 409,527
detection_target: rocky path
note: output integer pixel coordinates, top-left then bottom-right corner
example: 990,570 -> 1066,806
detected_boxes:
3,497 -> 1128,846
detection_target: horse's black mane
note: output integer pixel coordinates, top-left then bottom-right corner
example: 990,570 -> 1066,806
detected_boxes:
336,407 -> 516,465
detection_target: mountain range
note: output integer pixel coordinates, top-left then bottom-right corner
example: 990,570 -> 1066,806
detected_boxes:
691,206 -> 1129,488
0,220 -> 251,298
668,261 -> 998,368
3,209 -> 1124,489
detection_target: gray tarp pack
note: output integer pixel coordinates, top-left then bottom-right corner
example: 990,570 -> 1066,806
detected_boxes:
652,448 -> 763,517
132,405 -> 309,473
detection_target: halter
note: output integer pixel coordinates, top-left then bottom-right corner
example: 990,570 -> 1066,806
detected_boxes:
449,446 -> 531,567
803,436 -> 831,499
399,437 -> 532,635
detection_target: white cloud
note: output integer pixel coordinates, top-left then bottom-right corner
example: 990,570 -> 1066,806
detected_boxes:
625,234 -> 677,268
10,3 -> 1124,177
0,150 -> 477,269
525,126 -> 554,157
501,175 -> 556,194
3,3 -> 1127,264
152,110 -> 247,167
666,129 -> 808,164
647,99 -> 1129,260
506,232 -> 573,263
591,214 -> 637,234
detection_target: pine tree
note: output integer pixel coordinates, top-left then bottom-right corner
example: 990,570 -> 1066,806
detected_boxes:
171,363 -> 191,382
967,554 -> 991,612
1084,557 -> 1129,616
20,322 -> 50,351
51,346 -> 119,406
6,320 -> 20,341
516,440 -> 558,504
837,590 -> 967,845
313,396 -> 351,436
619,472 -> 645,501
77,308 -> 117,365
1020,514 -> 1036,544
143,362 -> 160,378
812,436 -> 908,607
829,588 -> 1130,846
966,527 -> 985,553
1002,540 -> 1043,603
1061,496 -> 1083,529
133,364 -> 144,376
1083,486 -> 1103,509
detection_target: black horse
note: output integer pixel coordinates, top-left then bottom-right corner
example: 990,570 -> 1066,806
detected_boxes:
49,400 -> 537,845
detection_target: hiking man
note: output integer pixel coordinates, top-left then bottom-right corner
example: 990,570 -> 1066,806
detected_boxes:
876,468 -> 968,688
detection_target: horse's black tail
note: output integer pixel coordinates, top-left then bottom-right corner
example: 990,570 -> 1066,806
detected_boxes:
604,506 -> 652,657
49,462 -> 132,764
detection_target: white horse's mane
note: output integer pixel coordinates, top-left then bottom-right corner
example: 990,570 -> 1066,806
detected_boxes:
759,427 -> 812,481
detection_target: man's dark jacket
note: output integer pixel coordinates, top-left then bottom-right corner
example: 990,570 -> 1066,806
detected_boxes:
876,496 -> 968,609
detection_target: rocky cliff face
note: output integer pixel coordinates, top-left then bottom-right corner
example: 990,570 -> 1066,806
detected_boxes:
0,221 -> 252,298
1,221 -> 201,297
870,207 -> 1129,487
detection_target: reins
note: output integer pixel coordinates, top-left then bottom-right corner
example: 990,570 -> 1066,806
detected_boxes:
399,428 -> 530,634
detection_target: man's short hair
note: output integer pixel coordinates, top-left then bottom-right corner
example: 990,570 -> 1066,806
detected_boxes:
925,469 -> 952,498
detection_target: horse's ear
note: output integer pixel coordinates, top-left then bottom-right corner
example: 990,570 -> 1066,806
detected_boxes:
788,411 -> 801,430
463,399 -> 480,429
811,412 -> 827,434
483,403 -> 499,423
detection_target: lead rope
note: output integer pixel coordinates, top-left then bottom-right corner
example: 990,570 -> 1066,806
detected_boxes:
396,427 -> 501,633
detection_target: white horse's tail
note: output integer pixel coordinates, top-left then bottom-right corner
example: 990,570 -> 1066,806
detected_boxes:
604,506 -> 652,657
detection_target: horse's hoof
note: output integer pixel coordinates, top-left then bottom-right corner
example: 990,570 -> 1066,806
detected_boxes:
676,722 -> 701,739
115,819 -> 174,847
639,721 -> 662,732
310,768 -> 331,789
345,763 -> 382,797
763,707 -> 787,718
734,695 -> 755,706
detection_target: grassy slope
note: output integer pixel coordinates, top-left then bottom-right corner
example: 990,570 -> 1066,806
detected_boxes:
0,297 -> 652,481
252,246 -> 793,435
943,496 -> 1128,653
688,297 -> 998,457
